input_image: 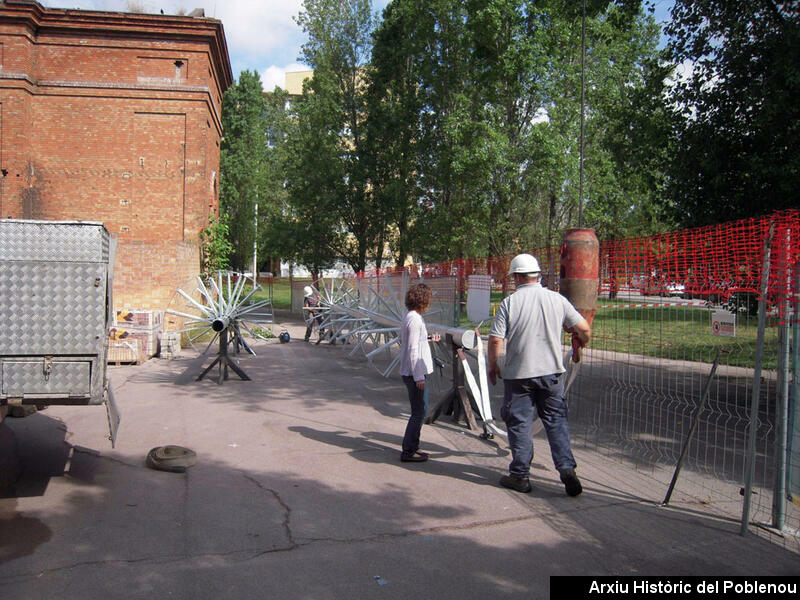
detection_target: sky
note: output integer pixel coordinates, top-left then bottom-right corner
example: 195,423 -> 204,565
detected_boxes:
42,0 -> 672,91
42,0 -> 390,90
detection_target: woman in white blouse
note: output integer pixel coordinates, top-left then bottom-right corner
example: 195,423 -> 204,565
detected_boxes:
399,283 -> 440,462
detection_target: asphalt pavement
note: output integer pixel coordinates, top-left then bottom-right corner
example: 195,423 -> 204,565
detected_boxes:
1,314 -> 797,599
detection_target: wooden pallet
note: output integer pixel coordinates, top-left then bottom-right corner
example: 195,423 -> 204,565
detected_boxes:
107,339 -> 142,365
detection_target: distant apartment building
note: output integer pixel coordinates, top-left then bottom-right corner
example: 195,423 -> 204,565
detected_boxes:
0,0 -> 233,311
283,69 -> 313,97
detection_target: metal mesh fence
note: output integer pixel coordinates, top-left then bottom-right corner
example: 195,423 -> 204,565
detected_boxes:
349,209 -> 799,548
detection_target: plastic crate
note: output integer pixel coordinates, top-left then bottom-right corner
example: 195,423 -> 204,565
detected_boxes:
109,327 -> 159,359
107,339 -> 141,364
114,309 -> 163,329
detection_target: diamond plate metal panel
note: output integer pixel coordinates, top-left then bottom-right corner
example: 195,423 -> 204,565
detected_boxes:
0,220 -> 109,263
0,220 -> 111,405
1,360 -> 91,397
0,261 -> 107,354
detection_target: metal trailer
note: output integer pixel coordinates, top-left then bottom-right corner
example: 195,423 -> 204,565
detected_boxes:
0,219 -> 120,445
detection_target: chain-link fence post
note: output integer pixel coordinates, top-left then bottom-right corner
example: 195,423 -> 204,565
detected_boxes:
790,261 -> 800,510
741,221 -> 775,535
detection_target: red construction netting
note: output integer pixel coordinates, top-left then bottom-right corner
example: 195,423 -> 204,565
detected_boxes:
351,210 -> 799,323
600,210 -> 798,316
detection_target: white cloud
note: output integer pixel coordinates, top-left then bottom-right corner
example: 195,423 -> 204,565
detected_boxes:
260,62 -> 306,92
40,0 -> 390,82
202,0 -> 305,60
42,0 -> 308,77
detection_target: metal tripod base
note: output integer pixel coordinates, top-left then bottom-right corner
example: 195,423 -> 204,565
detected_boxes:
425,335 -> 479,430
197,329 -> 251,384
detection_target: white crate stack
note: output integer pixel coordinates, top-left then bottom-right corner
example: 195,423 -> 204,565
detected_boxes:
110,309 -> 163,363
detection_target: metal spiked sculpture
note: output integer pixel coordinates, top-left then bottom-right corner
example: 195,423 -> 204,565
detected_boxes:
306,273 -> 508,438
308,275 -> 476,372
166,271 -> 273,384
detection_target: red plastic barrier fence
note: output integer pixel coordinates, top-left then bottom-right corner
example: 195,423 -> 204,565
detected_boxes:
350,210 -> 799,323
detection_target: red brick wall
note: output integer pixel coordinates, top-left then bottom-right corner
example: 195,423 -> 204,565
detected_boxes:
0,1 -> 231,314
114,240 -> 200,312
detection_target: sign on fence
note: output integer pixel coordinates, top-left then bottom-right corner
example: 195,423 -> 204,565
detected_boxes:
711,310 -> 736,337
467,275 -> 492,323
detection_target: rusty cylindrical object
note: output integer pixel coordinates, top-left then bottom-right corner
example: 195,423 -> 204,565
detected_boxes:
560,229 -> 599,360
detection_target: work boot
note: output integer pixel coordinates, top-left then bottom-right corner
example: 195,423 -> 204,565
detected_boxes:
499,474 -> 532,493
559,468 -> 583,497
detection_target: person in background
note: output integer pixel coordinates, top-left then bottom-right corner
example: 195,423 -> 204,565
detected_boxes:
303,285 -> 326,344
399,283 -> 440,462
488,253 -> 591,495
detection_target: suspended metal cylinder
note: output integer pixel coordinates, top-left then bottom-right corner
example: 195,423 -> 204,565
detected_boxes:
212,316 -> 230,333
559,228 -> 599,325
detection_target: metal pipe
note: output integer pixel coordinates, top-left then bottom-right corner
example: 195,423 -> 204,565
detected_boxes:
790,261 -> 800,508
365,336 -> 399,359
212,316 -> 230,333
775,314 -> 789,530
212,272 -> 226,314
195,276 -> 218,314
772,227 -> 792,531
168,308 -> 213,323
177,288 -> 214,316
382,354 -> 401,378
663,349 -> 721,506
741,221 -> 775,535
232,298 -> 272,317
327,303 -> 476,349
226,271 -> 249,313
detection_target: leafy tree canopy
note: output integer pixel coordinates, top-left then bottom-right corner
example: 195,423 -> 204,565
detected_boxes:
219,70 -> 269,271
663,0 -> 800,226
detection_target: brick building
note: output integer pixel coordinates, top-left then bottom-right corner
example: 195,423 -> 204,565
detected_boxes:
0,0 -> 233,311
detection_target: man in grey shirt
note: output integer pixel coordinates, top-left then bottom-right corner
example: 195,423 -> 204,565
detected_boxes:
488,253 -> 591,495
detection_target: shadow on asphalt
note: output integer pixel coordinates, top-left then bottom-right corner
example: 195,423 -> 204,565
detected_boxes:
2,411 -> 798,597
288,425 -> 509,489
4,322 -> 793,594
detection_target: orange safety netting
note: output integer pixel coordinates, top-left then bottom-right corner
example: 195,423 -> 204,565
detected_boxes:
350,210 -> 799,322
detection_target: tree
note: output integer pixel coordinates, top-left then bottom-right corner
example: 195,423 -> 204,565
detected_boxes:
369,0 -> 493,264
257,87 -> 293,276
576,1 -> 674,240
199,214 -> 234,276
364,0 -> 427,267
278,81 -> 349,278
288,0 -> 382,274
219,70 -> 269,271
663,1 -> 800,226
468,0 -> 567,255
369,0 -> 670,265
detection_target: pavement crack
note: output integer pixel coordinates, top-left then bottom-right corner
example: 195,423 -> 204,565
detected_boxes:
243,474 -> 296,548
70,445 -> 141,470
3,548 -> 294,582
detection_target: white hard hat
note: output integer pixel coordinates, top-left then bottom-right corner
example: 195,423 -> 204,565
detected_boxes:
508,253 -> 541,275
303,285 -> 314,297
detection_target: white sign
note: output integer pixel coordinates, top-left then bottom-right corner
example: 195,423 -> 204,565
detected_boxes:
711,310 -> 736,337
467,275 -> 493,322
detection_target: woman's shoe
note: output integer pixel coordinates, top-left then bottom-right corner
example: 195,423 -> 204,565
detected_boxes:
400,451 -> 429,462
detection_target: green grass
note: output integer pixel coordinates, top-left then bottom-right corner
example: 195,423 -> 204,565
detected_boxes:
460,295 -> 779,370
249,278 -> 779,371
591,303 -> 778,370
247,278 -> 293,309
